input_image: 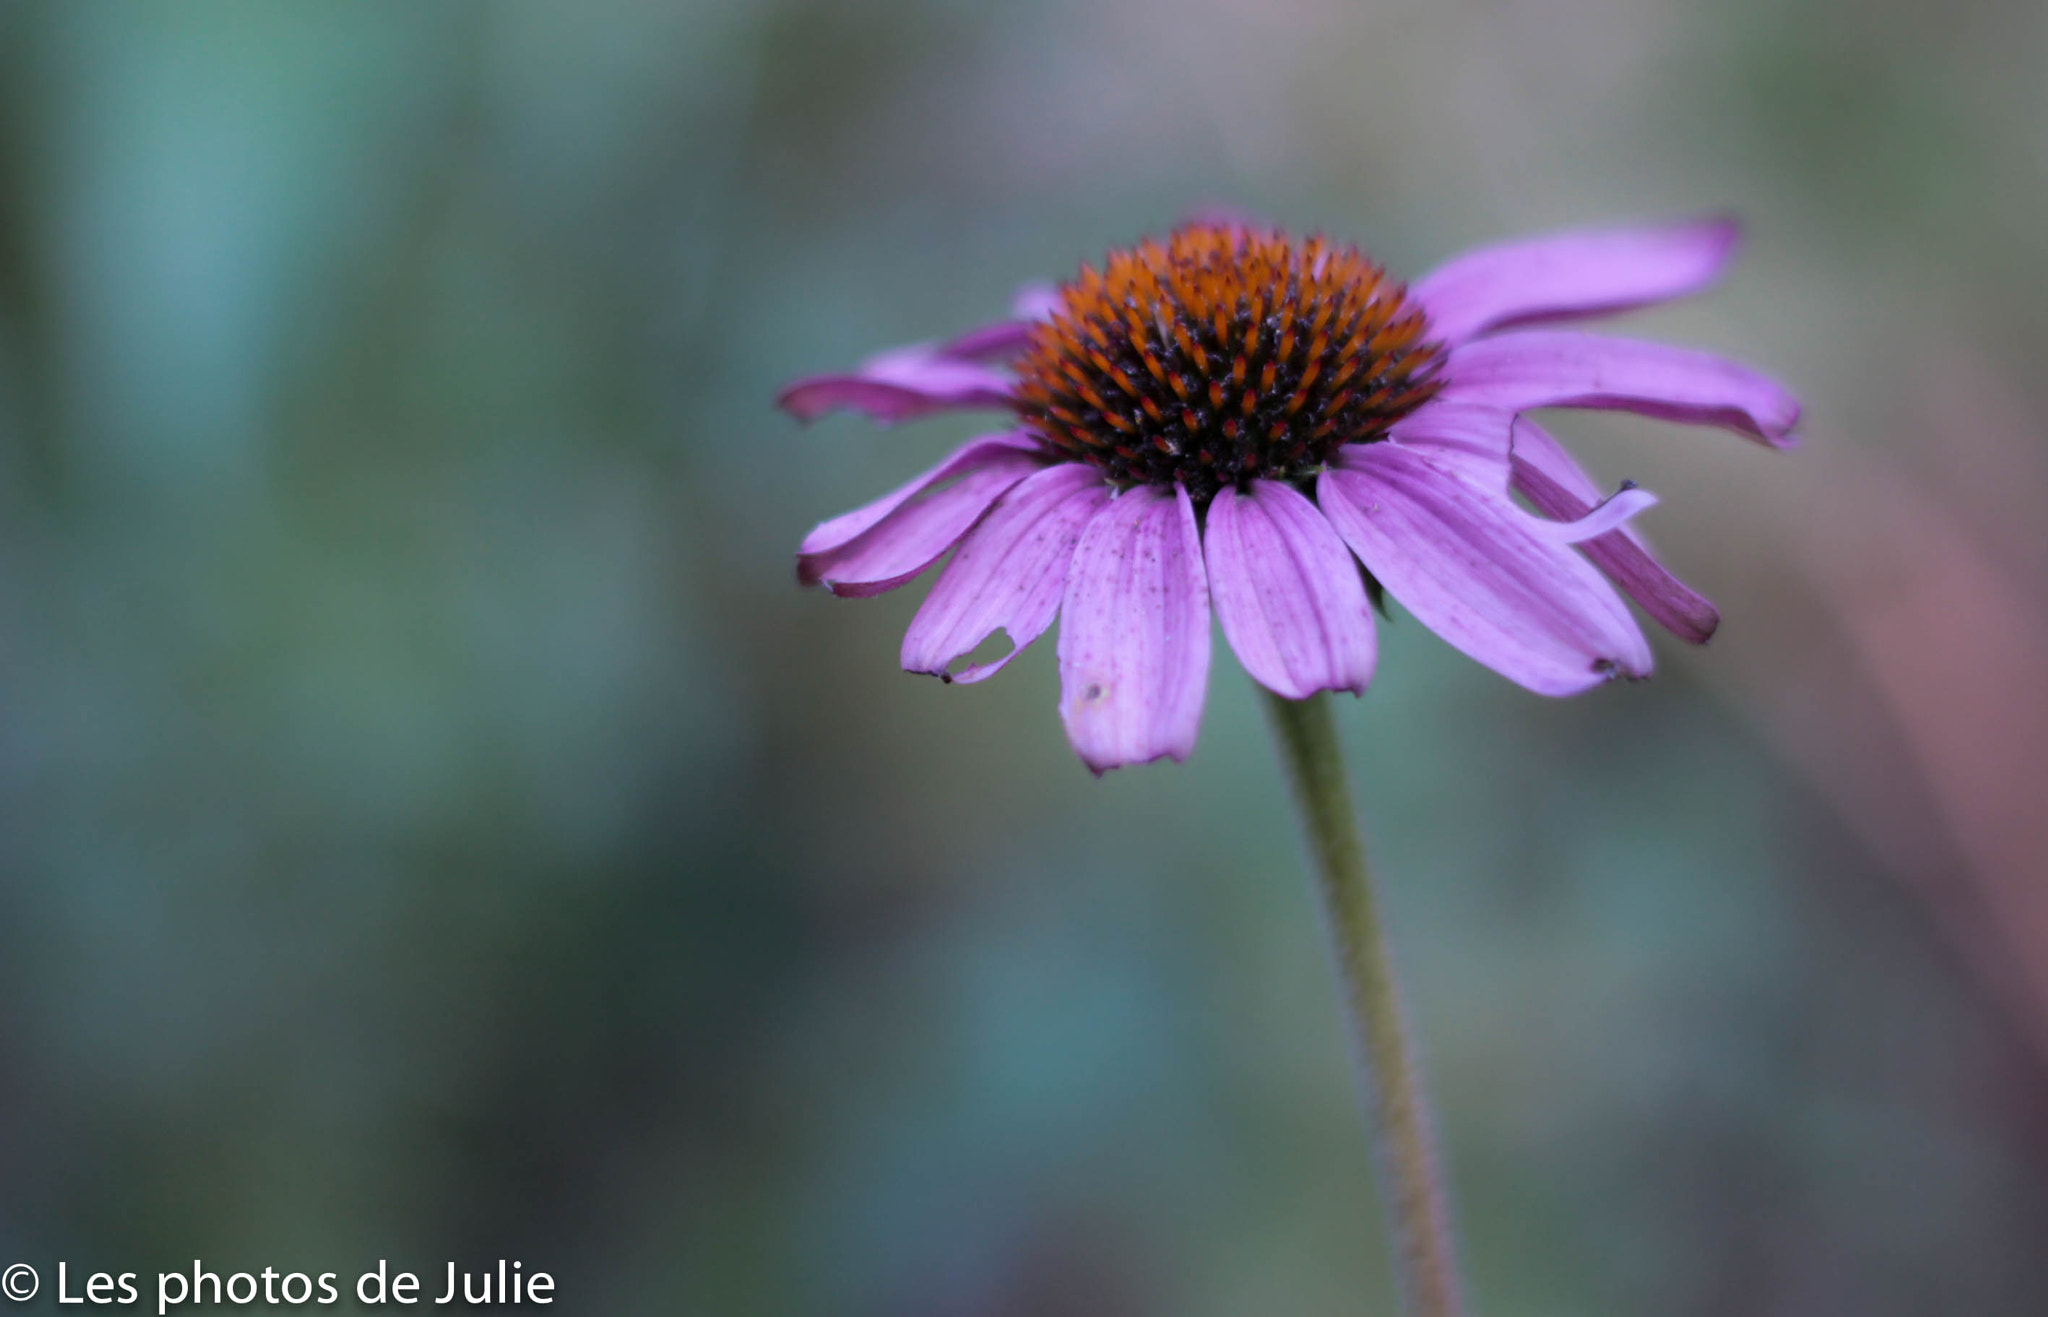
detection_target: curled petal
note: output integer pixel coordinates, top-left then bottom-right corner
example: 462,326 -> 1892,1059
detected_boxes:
1206,481 -> 1377,699
901,464 -> 1111,683
797,434 -> 1045,597
1537,484 -> 1659,543
1511,418 -> 1719,643
1057,484 -> 1212,773
1320,445 -> 1652,695
1346,411 -> 1655,541
777,342 -> 1015,424
1413,218 -> 1741,345
1441,330 -> 1801,447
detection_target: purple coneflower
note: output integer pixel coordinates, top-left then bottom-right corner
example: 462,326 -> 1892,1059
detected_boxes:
782,219 -> 1798,773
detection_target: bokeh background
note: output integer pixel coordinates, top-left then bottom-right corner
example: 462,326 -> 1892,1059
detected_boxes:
2,1 -> 2047,1313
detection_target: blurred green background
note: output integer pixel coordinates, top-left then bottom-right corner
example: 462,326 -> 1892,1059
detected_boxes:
4,1 -> 2048,1313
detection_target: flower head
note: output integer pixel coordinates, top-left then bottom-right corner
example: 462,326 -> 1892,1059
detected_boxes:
782,218 -> 1798,773
1012,227 -> 1444,502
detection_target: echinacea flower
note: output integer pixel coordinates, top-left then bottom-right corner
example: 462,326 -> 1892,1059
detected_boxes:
782,219 -> 1798,773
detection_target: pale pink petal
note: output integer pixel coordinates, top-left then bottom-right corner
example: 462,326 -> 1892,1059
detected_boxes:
1057,484 -> 1212,773
1205,481 -> 1377,699
901,464 -> 1111,683
799,433 -> 1038,555
1536,485 -> 1659,543
1413,218 -> 1741,344
797,435 -> 1045,597
1441,330 -> 1800,447
1506,418 -> 1604,509
778,342 -> 1015,424
1320,445 -> 1652,694
1010,282 -> 1062,321
1346,411 -> 1655,540
1511,417 -> 1719,643
1383,400 -> 1516,492
1364,397 -> 1656,536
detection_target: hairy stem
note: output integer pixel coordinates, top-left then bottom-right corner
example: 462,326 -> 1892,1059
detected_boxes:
1261,688 -> 1467,1317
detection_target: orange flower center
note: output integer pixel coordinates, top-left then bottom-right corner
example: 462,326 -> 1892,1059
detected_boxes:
1013,224 -> 1446,503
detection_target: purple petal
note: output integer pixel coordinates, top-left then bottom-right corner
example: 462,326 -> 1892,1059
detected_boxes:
1441,330 -> 1801,447
1319,444 -> 1652,695
1010,282 -> 1063,321
778,342 -> 1016,424
923,285 -> 1062,360
1179,203 -> 1262,232
901,463 -> 1111,683
1057,484 -> 1212,773
1510,418 -> 1719,643
1384,400 -> 1517,492
797,434 -> 1045,597
935,321 -> 1036,361
1345,411 -> 1655,540
1412,217 -> 1741,344
1205,481 -> 1377,699
1538,485 -> 1659,542
799,433 -> 1039,555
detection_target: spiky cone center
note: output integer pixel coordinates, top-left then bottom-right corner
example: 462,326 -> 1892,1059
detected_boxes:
1013,224 -> 1447,504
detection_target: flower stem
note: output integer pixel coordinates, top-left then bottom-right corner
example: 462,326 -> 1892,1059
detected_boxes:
1260,688 -> 1467,1317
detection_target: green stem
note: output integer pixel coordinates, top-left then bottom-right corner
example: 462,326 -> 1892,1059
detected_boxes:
1261,688 -> 1467,1317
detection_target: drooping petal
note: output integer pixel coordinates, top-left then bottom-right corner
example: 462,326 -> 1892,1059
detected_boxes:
1350,413 -> 1657,541
777,342 -> 1015,424
1412,218 -> 1741,344
797,434 -> 1045,597
901,464 -> 1111,683
1057,484 -> 1212,773
1441,330 -> 1801,447
1205,481 -> 1377,699
799,433 -> 1039,556
1371,396 -> 1660,536
1510,417 -> 1719,643
1319,444 -> 1652,695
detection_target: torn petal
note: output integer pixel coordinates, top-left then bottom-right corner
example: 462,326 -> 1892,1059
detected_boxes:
901,463 -> 1110,683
